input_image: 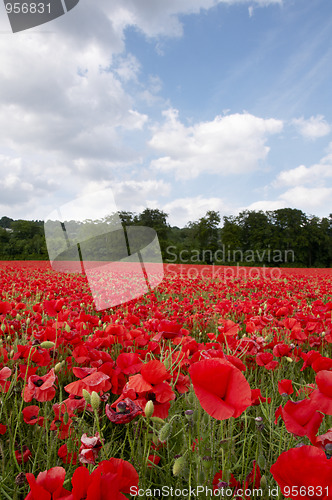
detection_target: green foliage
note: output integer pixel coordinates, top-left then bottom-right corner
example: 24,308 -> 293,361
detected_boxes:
0,208 -> 331,267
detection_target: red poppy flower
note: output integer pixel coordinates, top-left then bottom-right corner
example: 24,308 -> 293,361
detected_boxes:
79,432 -> 103,465
309,370 -> 332,414
0,300 -> 11,314
270,445 -> 332,499
0,366 -> 12,392
273,343 -> 292,358
189,358 -> 251,420
23,368 -> 56,403
212,470 -> 240,494
113,359 -> 175,419
64,371 -> 110,397
22,406 -> 44,426
0,424 -> 6,434
15,446 -> 32,464
255,352 -> 278,371
70,458 -> 139,500
116,353 -> 143,375
25,466 -> 71,500
58,443 -> 77,465
312,356 -> 332,373
152,320 -> 185,341
105,398 -> 142,424
251,388 -> 271,406
278,379 -> 294,396
50,403 -> 74,439
275,398 -> 323,443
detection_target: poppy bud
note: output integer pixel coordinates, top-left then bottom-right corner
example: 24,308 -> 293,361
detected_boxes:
150,417 -> 165,425
1,323 -> 6,332
82,389 -> 91,404
173,456 -> 186,476
54,361 -> 64,374
63,411 -> 69,425
40,341 -> 55,349
144,400 -> 154,418
257,454 -> 266,469
90,391 -> 101,411
285,357 -> 293,363
65,324 -> 71,333
164,357 -> 171,370
260,475 -> 268,490
159,423 -> 172,443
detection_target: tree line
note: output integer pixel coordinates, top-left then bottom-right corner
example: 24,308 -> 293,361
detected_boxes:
0,208 -> 331,267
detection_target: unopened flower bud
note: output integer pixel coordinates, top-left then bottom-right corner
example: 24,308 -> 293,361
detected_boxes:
159,423 -> 172,443
40,341 -> 55,349
164,357 -> 171,370
173,456 -> 186,476
150,416 -> 165,425
257,454 -> 266,469
65,324 -> 71,333
260,475 -> 268,490
63,412 -> 69,425
54,361 -> 64,374
82,389 -> 91,404
144,400 -> 154,418
91,391 -> 101,411
285,357 -> 293,363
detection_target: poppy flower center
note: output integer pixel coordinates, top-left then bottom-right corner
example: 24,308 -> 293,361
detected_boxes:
147,393 -> 156,402
34,379 -> 44,387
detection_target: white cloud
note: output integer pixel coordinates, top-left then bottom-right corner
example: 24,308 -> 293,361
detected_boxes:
0,0 -> 284,220
246,200 -> 286,211
280,186 -> 332,209
292,115 -> 331,140
149,109 -> 283,179
250,143 -> 332,217
103,0 -> 282,40
275,145 -> 332,187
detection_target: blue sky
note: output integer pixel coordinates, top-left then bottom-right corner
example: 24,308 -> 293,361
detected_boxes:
0,0 -> 331,227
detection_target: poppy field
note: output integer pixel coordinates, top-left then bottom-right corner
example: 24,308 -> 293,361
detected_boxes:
0,261 -> 331,499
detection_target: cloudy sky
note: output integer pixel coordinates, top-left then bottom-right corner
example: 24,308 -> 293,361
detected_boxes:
0,0 -> 331,227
